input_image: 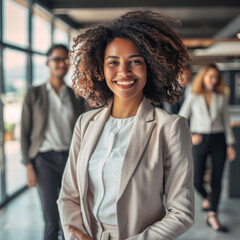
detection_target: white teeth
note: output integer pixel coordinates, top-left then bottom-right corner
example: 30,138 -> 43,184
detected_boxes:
116,81 -> 135,85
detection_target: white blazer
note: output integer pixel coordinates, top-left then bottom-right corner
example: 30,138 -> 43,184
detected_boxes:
179,92 -> 235,145
57,97 -> 194,240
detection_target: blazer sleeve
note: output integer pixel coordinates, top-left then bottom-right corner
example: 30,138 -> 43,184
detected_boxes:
21,89 -> 33,165
57,115 -> 88,240
126,117 -> 194,240
222,96 -> 235,145
178,93 -> 193,119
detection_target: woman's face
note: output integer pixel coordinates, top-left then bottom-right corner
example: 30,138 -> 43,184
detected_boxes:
203,68 -> 219,91
104,38 -> 147,101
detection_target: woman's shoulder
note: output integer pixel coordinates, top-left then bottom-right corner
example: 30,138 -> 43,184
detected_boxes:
215,92 -> 226,98
153,106 -> 186,125
153,107 -> 189,139
76,106 -> 106,127
76,107 -> 106,128
187,92 -> 199,99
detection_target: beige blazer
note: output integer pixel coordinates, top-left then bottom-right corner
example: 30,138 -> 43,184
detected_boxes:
57,97 -> 194,240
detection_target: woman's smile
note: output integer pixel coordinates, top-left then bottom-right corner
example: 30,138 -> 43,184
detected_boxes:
113,78 -> 137,88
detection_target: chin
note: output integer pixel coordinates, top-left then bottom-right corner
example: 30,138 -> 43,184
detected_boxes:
57,74 -> 67,79
116,93 -> 143,101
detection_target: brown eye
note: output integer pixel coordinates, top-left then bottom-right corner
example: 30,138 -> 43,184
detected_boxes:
108,61 -> 118,66
130,60 -> 141,64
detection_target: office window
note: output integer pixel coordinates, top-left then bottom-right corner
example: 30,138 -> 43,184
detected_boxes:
32,54 -> 49,86
3,49 -> 27,195
69,29 -> 78,50
32,4 -> 52,53
3,0 -> 29,48
53,19 -> 69,45
65,30 -> 79,86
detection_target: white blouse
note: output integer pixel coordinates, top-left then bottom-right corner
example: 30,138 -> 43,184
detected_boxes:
39,81 -> 73,152
88,115 -> 135,225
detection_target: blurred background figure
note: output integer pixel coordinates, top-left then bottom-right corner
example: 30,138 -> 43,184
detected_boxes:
163,64 -> 192,114
179,64 -> 236,232
180,64 -> 192,97
21,44 -> 86,240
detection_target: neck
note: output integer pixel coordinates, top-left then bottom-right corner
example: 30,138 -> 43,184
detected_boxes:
203,90 -> 213,96
111,94 -> 143,119
49,76 -> 64,93
204,85 -> 214,92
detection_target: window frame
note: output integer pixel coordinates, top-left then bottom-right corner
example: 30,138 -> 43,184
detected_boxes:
0,0 -> 72,207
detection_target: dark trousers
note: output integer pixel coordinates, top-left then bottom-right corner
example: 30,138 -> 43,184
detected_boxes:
192,133 -> 226,212
33,150 -> 68,240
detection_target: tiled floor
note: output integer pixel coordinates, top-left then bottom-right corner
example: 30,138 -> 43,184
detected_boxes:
0,188 -> 44,240
0,163 -> 240,240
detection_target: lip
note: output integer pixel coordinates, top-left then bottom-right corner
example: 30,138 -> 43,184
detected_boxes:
57,68 -> 68,71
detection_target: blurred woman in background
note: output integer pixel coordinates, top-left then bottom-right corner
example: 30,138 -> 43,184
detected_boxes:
179,64 -> 236,232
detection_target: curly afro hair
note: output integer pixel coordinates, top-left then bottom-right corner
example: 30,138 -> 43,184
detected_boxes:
71,10 -> 190,107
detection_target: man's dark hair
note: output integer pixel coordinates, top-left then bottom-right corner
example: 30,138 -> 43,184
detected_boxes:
46,44 -> 69,57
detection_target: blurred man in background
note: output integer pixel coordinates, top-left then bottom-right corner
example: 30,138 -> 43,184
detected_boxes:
21,44 -> 86,240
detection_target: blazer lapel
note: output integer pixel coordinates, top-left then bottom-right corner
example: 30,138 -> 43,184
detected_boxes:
200,95 -> 211,118
39,83 -> 48,136
67,87 -> 77,130
78,104 -> 112,230
209,93 -> 217,120
117,98 -> 156,201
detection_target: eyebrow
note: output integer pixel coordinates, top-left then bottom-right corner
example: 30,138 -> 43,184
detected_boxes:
106,54 -> 143,59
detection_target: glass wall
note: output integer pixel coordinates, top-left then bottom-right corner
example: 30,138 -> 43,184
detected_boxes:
0,0 -> 72,206
53,19 -> 69,45
32,4 -> 52,53
3,49 -> 27,195
32,54 -> 49,86
3,0 -> 29,48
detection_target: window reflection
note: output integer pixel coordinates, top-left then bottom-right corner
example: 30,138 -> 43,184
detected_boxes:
32,4 -> 51,53
3,49 -> 27,195
53,19 -> 69,45
3,0 -> 29,48
69,29 -> 78,50
32,54 -> 49,86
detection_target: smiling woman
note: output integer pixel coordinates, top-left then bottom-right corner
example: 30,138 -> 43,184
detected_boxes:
71,11 -> 189,107
57,10 -> 194,240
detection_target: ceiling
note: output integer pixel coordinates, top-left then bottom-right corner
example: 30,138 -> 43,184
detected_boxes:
36,0 -> 240,65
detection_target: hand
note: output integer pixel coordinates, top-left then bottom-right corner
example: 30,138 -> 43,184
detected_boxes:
68,225 -> 93,240
26,164 -> 37,187
191,134 -> 203,145
227,146 -> 236,162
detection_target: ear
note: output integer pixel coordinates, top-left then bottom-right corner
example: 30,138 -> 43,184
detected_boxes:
46,60 -> 49,67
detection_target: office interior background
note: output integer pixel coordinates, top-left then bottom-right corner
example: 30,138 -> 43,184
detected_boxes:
0,0 -> 240,239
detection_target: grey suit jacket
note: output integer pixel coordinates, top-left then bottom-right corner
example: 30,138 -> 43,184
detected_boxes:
57,97 -> 194,240
21,83 -> 86,165
179,92 -> 235,145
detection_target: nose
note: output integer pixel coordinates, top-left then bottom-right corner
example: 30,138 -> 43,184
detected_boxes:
118,62 -> 131,76
59,60 -> 67,67
211,77 -> 218,85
